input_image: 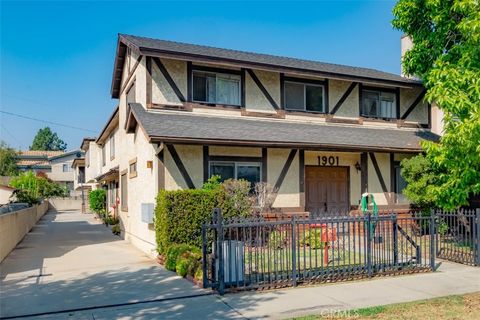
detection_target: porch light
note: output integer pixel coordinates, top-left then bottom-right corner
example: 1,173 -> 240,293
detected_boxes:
354,162 -> 361,173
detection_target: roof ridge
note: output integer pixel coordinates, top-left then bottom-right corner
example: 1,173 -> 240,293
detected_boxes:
120,34 -> 406,79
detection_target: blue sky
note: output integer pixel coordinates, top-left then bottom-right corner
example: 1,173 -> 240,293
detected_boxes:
1,0 -> 402,151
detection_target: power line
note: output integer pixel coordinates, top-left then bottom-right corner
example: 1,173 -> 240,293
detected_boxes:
0,123 -> 24,149
0,110 -> 97,133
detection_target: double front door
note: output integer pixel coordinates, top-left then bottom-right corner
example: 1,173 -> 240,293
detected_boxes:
306,166 -> 349,217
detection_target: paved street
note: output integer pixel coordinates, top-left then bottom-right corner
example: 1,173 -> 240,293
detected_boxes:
1,210 -> 479,319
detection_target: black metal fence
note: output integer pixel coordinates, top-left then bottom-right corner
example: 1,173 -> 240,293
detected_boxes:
201,209 -> 463,294
434,209 -> 480,266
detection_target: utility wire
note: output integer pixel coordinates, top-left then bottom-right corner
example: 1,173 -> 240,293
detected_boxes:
0,110 -> 97,133
0,123 -> 24,149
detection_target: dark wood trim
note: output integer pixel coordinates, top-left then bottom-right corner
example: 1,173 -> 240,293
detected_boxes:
299,149 -> 305,193
283,110 -> 328,117
157,148 -> 165,191
166,144 -> 195,189
151,103 -> 192,112
241,68 -> 246,108
390,153 -> 395,193
392,160 -> 401,193
209,155 -> 262,163
187,61 -> 192,101
241,109 -> 284,119
369,152 -> 388,194
361,85 -> 397,93
325,117 -> 362,125
146,56 -> 152,108
203,145 -> 209,183
262,148 -> 268,183
324,79 -> 330,114
274,149 -> 297,191
137,46 -> 423,89
120,55 -> 142,95
396,87 -> 401,119
358,83 -> 363,117
400,89 -> 427,120
152,57 -> 186,102
279,73 -> 285,109
191,64 -> 242,75
330,82 -> 358,115
149,136 -> 424,153
185,102 -> 242,110
246,68 -> 279,110
427,103 -> 432,129
360,152 -> 368,194
283,76 -> 327,86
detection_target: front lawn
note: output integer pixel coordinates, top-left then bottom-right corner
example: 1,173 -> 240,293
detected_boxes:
293,292 -> 480,319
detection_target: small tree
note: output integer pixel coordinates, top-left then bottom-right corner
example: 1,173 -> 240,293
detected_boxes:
0,141 -> 18,176
253,182 -> 278,213
30,127 -> 67,151
89,189 -> 106,214
9,171 -> 68,204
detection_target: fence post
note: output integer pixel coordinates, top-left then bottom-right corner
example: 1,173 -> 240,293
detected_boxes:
214,208 -> 225,295
476,209 -> 480,266
430,209 -> 436,270
393,214 -> 398,266
366,212 -> 373,277
201,224 -> 208,289
291,215 -> 297,287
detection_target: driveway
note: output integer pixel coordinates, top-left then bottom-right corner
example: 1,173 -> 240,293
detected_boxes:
0,210 -> 238,319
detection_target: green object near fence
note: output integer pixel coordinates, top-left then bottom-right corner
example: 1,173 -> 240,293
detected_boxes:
361,193 -> 378,238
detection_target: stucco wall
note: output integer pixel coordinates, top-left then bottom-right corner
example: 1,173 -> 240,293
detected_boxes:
245,70 -> 279,113
329,80 -> 359,118
367,152 -> 392,206
0,202 -> 48,262
400,87 -> 429,124
268,149 -> 300,208
165,145 -> 203,190
152,58 -> 186,106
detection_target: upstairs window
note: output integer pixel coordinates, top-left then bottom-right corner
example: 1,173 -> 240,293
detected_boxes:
62,164 -> 72,172
109,133 -> 115,160
361,89 -> 397,119
102,146 -> 106,166
192,71 -> 241,106
284,81 -> 325,113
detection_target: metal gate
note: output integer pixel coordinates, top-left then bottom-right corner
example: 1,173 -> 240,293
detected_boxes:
202,209 -> 439,294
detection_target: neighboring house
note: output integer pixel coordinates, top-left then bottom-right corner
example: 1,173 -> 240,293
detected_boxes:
84,34 -> 439,256
0,185 -> 15,205
16,150 -> 84,195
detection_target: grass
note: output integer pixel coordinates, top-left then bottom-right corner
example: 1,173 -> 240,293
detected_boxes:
292,292 -> 480,320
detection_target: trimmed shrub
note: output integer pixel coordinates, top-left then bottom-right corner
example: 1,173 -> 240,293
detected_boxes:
176,250 -> 201,278
155,179 -> 252,254
89,189 -> 106,214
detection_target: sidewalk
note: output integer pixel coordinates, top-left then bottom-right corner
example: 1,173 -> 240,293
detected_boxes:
18,260 -> 479,319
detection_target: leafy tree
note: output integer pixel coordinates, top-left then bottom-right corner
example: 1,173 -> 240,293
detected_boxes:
30,127 -> 67,151
9,171 -> 68,204
0,141 -> 18,176
89,189 -> 107,214
392,0 -> 480,209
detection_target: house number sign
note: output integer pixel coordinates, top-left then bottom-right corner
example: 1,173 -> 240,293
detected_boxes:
318,156 -> 340,166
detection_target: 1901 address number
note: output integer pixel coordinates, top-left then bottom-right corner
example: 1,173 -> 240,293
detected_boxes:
317,156 -> 340,166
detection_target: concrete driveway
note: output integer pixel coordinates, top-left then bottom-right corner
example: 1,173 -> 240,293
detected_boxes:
0,210 -> 237,319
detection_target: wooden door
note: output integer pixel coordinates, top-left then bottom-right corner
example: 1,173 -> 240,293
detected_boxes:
306,167 -> 349,217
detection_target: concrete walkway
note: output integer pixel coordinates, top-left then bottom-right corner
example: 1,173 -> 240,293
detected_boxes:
1,210 -> 479,319
0,210 -> 235,319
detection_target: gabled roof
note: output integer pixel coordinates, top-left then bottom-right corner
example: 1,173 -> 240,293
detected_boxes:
111,34 -> 422,98
96,106 -> 119,145
19,150 -> 64,158
126,103 -> 439,153
80,137 -> 96,151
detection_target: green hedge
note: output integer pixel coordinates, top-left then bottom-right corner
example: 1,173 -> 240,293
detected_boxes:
89,189 -> 106,214
154,179 -> 252,254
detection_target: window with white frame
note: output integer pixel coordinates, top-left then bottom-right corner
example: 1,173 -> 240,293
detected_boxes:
62,164 -> 72,172
284,81 -> 325,112
102,146 -> 106,166
361,89 -> 397,119
109,133 -> 115,160
209,162 -> 261,187
192,71 -> 241,106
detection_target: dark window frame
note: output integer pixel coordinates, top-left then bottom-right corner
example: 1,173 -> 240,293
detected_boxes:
120,171 -> 128,211
208,160 -> 262,186
188,64 -> 243,108
281,76 -> 329,114
359,84 -> 400,120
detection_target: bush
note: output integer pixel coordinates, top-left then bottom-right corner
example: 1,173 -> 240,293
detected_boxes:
176,250 -> 201,278
104,214 -> 119,225
155,179 -> 252,254
111,224 -> 121,235
89,189 -> 106,214
268,230 -> 289,249
9,171 -> 68,204
165,244 -> 200,272
299,229 -> 326,249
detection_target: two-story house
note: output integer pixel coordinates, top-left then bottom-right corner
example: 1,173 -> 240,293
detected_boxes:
16,150 -> 84,195
86,34 -> 439,256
